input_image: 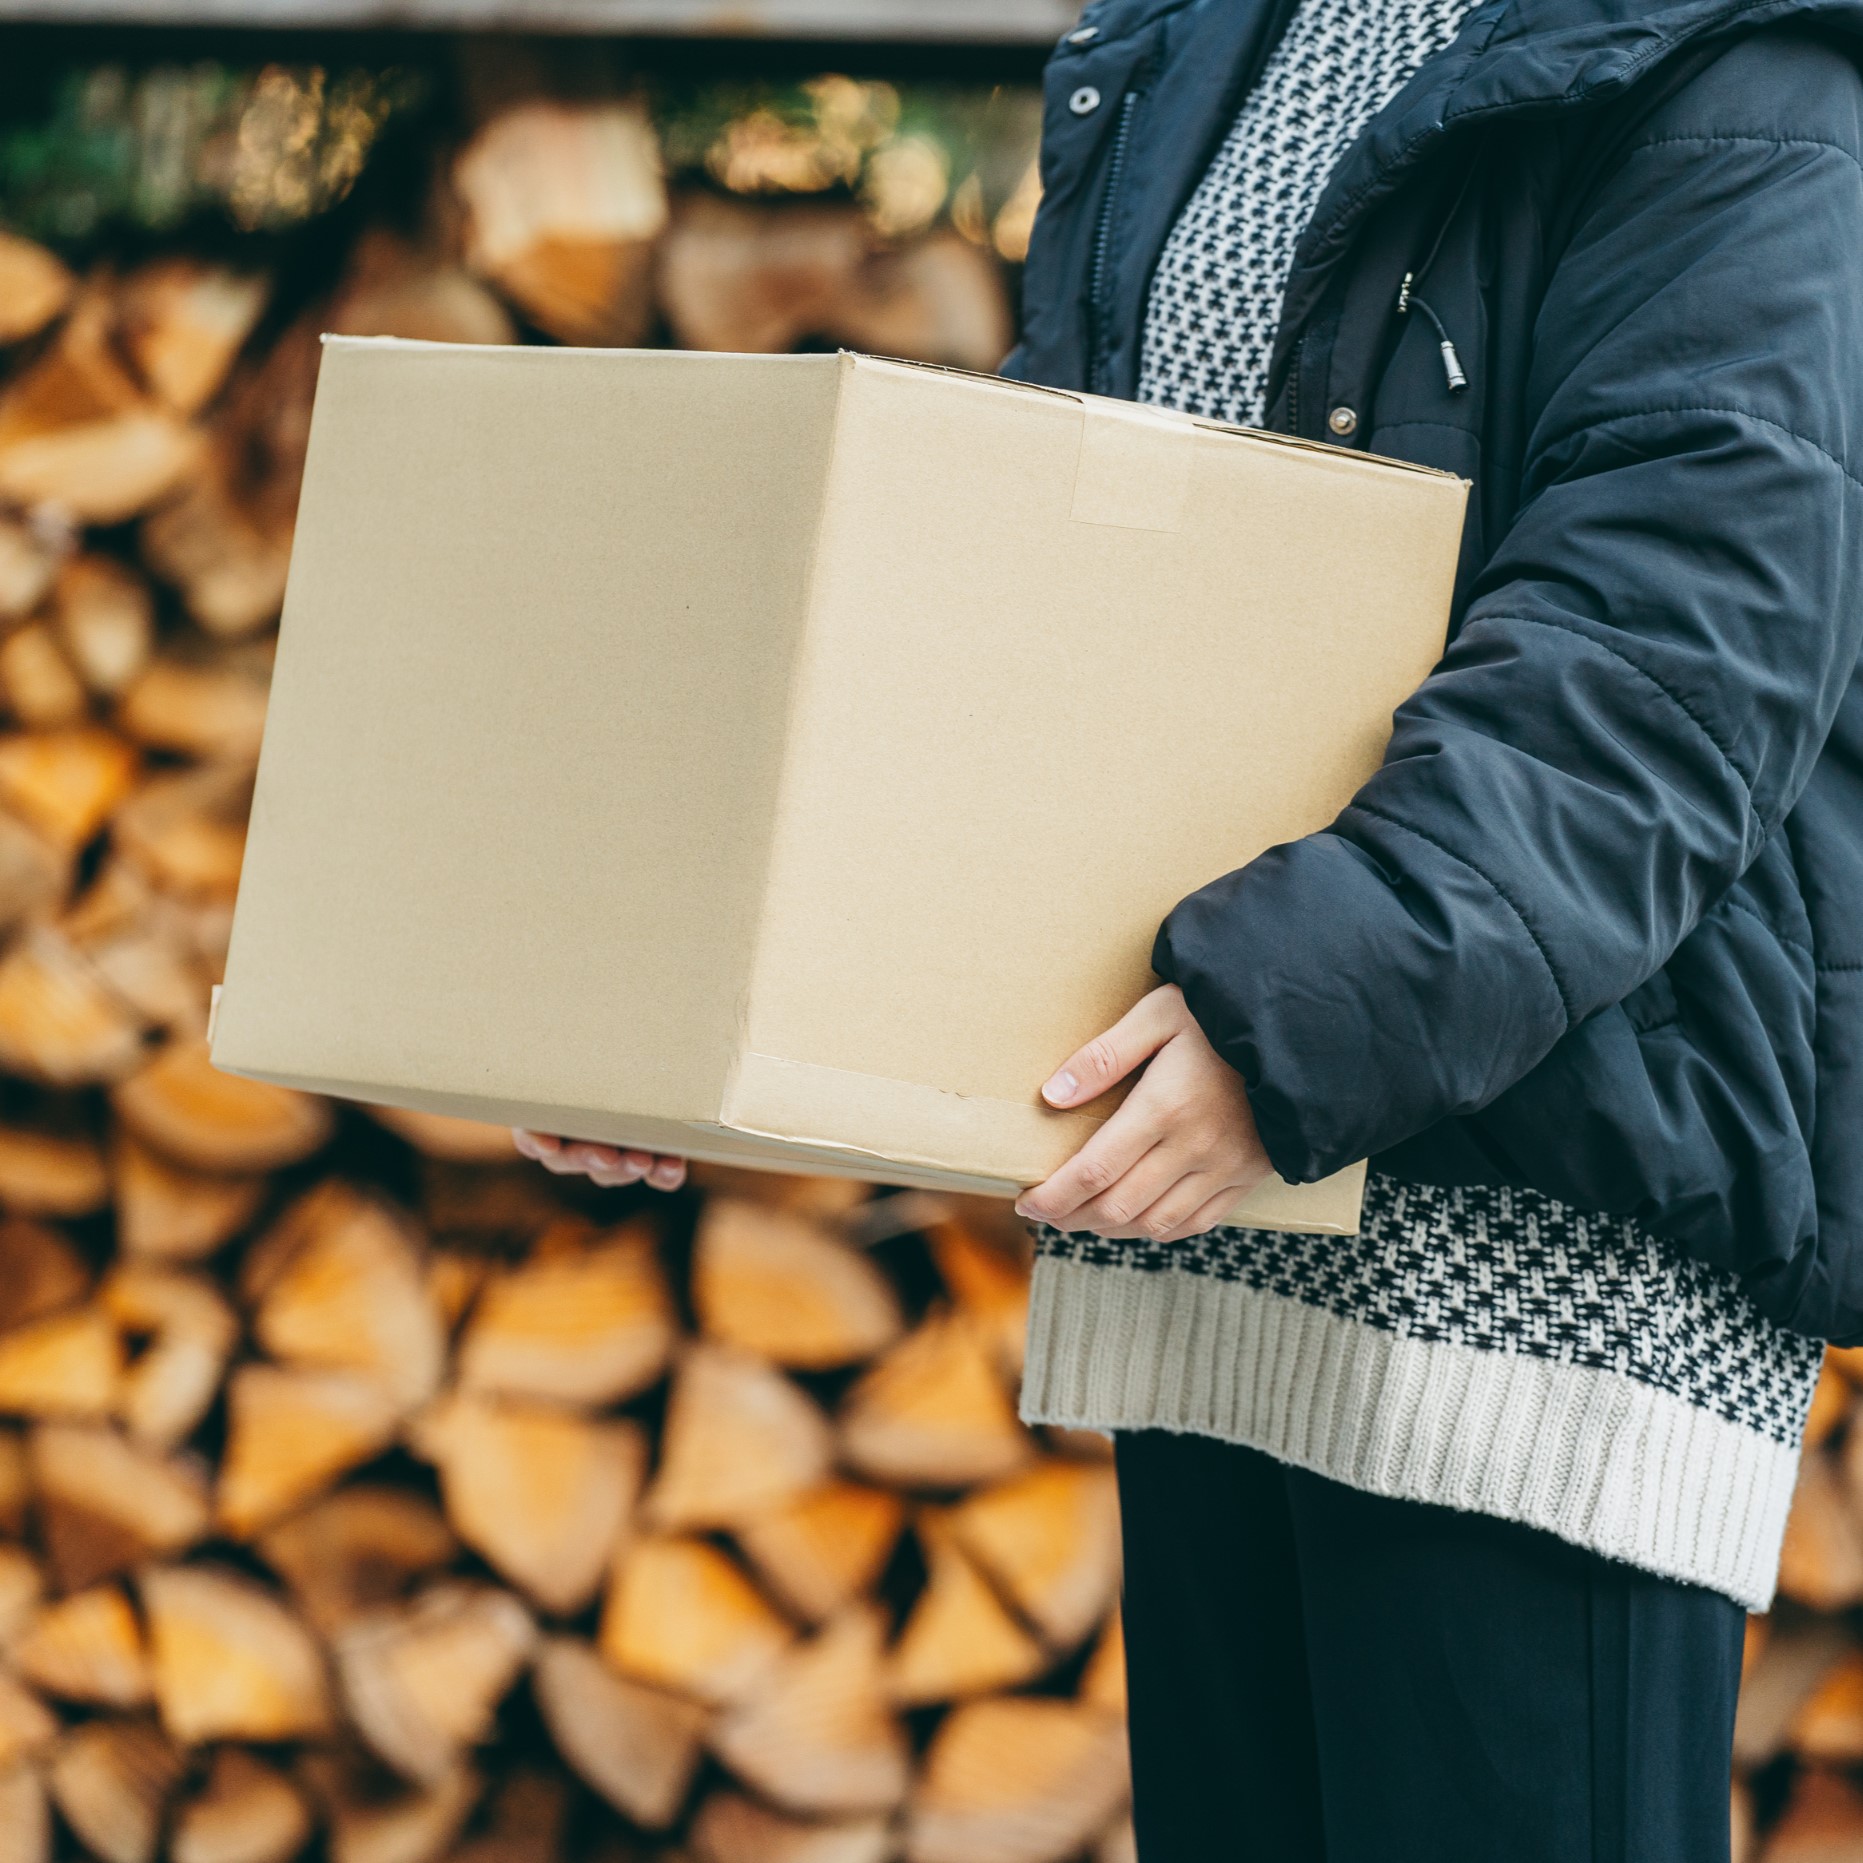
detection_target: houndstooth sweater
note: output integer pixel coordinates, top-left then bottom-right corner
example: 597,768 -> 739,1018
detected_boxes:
1018,0 -> 1823,1611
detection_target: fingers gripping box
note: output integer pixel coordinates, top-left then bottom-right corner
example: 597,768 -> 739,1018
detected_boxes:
210,341 -> 1466,1234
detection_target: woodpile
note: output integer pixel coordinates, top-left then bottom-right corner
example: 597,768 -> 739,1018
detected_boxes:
8,67 -> 1853,1863
0,121 -> 1094,1851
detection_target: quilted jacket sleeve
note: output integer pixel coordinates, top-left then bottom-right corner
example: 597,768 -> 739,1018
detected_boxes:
1152,36 -> 1863,1186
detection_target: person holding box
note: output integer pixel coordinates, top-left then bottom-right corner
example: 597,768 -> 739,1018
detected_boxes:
518,0 -> 1863,1851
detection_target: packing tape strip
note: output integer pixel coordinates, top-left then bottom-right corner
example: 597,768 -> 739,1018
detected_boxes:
723,1049 -> 1366,1236
1070,400 -> 1196,533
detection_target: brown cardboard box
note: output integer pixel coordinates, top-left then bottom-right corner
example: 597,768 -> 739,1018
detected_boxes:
210,340 -> 1467,1234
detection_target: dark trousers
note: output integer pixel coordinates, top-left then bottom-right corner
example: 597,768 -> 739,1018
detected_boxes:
1114,1430 -> 1745,1863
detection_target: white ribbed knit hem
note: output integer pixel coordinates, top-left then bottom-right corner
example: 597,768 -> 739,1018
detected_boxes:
1021,1255 -> 1800,1611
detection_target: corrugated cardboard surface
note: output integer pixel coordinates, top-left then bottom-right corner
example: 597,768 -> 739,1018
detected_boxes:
214,342 -> 1467,1235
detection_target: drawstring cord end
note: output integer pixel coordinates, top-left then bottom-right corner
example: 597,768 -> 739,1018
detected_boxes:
1399,283 -> 1470,394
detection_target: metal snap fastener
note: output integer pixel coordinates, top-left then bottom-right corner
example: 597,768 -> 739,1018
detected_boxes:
1069,85 -> 1102,115
1327,405 -> 1359,437
1066,22 -> 1100,42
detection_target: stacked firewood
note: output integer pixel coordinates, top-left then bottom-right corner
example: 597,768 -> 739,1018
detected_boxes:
0,107 -> 1130,1863
7,77 -> 1863,1863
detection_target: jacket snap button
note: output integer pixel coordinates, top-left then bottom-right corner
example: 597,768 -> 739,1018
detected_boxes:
1069,85 -> 1102,115
1327,405 -> 1359,436
1066,23 -> 1099,42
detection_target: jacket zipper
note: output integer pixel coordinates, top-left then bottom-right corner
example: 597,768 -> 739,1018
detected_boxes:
1087,87 -> 1143,396
1284,333 -> 1304,435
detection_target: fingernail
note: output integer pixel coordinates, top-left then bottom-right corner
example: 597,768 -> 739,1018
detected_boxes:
1013,1199 -> 1035,1219
1042,1071 -> 1078,1105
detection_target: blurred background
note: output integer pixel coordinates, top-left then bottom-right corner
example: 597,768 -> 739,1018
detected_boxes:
0,7 -> 1856,1861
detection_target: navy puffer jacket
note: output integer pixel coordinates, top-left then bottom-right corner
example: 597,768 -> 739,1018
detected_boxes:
1008,0 -> 1863,1339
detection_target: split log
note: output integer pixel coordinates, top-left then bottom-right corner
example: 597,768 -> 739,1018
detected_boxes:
367,1106 -> 517,1163
0,926 -> 146,1084
1733,1618 -> 1852,1769
839,1311 -> 1032,1490
657,195 -> 1010,370
171,1749 -> 312,1863
0,1305 -> 121,1418
303,1755 -> 480,1863
457,1225 -> 675,1407
0,1670 -> 58,1766
334,1583 -> 537,1783
48,1719 -> 186,1863
693,1198 -> 901,1368
52,556 -> 154,699
30,1420 -> 210,1588
216,1364 -> 402,1538
14,1585 -> 151,1706
656,196 -> 866,354
118,262 -> 268,416
244,1183 -> 445,1411
328,231 -> 518,350
736,1480 -> 905,1624
647,1344 -> 833,1531
0,1216 -> 89,1332
99,1263 -> 237,1448
0,1435 -> 25,1537
112,1134 -> 264,1262
1762,1769 -> 1863,1863
0,296 -> 203,523
1778,1451 -> 1863,1610
453,101 -> 667,346
830,231 -> 1014,375
906,1697 -> 1130,1863
62,862 -> 212,1036
0,1763 -> 50,1863
445,1769 -> 567,1863
710,1604 -> 910,1817
116,645 -> 269,764
111,763 -> 251,901
1803,1360 -> 1850,1450
0,1540 -> 43,1642
690,1793 -> 893,1863
685,1166 -> 872,1220
426,1250 -> 488,1330
532,1634 -> 707,1829
257,1484 -> 456,1636
0,725 -> 138,848
0,622 -> 89,728
0,1125 -> 108,1218
0,516 -> 61,627
0,811 -> 68,935
1079,1609 -> 1126,1716
0,232 -> 72,344
887,1517 -> 1045,1706
142,1563 -> 330,1743
112,1036 -> 334,1173
1095,1819 -> 1137,1863
600,1534 -> 792,1705
411,1392 -> 643,1614
947,1461 -> 1121,1649
1793,1649 -> 1863,1763
145,457 -> 294,639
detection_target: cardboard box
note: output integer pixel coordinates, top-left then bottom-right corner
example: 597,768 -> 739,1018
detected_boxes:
211,340 -> 1466,1234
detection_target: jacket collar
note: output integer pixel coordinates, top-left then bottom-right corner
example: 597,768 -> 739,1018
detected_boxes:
1267,0 -> 1863,376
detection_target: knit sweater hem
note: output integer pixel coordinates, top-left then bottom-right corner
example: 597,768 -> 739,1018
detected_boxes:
1021,1254 -> 1799,1611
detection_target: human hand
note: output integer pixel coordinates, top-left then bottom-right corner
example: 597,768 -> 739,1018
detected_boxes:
511,1130 -> 688,1191
1013,984 -> 1271,1242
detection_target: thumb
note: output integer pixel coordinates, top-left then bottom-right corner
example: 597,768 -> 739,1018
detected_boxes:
1041,986 -> 1188,1108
